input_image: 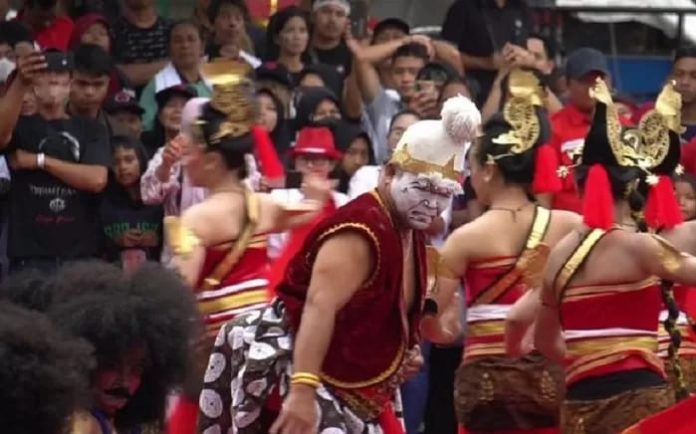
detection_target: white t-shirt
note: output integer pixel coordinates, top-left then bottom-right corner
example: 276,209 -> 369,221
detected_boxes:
267,188 -> 350,260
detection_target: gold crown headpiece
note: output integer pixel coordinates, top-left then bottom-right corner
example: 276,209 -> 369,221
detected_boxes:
637,80 -> 684,177
585,77 -> 646,168
489,69 -> 545,162
198,61 -> 256,144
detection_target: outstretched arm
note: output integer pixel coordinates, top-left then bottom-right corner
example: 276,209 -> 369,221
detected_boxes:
420,228 -> 470,344
638,234 -> 696,285
271,232 -> 373,434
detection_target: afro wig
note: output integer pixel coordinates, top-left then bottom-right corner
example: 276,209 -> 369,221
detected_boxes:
44,261 -> 201,431
0,301 -> 94,434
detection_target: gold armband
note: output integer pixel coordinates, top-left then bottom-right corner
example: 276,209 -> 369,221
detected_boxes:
652,235 -> 687,274
290,372 -> 321,388
164,216 -> 201,258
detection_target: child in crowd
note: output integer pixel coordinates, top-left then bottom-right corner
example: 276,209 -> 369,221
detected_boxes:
100,136 -> 163,272
676,173 -> 696,221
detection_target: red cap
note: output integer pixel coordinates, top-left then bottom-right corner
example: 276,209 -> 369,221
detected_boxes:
290,127 -> 342,160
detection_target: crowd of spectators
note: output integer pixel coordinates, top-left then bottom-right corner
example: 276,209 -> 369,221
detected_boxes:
2,0 -> 696,433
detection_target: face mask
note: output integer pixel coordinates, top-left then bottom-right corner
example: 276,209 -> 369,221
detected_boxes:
390,171 -> 454,230
0,57 -> 16,83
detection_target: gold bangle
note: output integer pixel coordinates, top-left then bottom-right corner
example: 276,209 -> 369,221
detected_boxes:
291,372 -> 320,382
290,377 -> 321,388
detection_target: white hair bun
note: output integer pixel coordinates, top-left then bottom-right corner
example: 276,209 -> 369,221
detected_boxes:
441,95 -> 481,145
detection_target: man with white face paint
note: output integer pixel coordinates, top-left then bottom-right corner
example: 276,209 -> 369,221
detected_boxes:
197,95 -> 480,434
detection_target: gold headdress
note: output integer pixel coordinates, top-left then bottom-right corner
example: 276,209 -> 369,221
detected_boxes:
490,69 -> 545,157
638,80 -> 684,174
199,60 -> 256,143
582,77 -> 645,168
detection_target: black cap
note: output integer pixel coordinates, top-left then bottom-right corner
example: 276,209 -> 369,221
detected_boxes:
565,47 -> 609,80
373,18 -> 410,39
155,84 -> 196,108
105,89 -> 144,116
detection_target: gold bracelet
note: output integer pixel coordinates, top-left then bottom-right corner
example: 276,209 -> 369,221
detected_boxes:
290,377 -> 321,388
291,372 -> 320,381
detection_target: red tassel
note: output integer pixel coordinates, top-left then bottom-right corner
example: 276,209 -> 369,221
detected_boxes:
166,396 -> 198,434
378,402 -> 405,434
251,126 -> 285,181
532,144 -> 562,194
268,199 -> 337,295
645,175 -> 683,230
582,164 -> 614,229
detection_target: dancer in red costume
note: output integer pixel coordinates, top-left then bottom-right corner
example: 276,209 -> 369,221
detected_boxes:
422,69 -> 577,434
165,61 -> 332,434
195,95 -> 481,434
533,78 -> 696,434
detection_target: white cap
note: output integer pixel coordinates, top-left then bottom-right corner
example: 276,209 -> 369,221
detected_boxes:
390,95 -> 481,190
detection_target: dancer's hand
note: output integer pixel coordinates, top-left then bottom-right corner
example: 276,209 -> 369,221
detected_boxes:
270,386 -> 318,434
400,345 -> 425,381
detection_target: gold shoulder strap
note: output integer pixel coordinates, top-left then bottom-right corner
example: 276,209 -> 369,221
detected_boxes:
201,189 -> 261,290
553,229 -> 607,299
471,206 -> 552,306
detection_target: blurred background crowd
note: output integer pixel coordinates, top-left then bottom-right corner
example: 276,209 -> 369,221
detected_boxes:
2,0 -> 696,433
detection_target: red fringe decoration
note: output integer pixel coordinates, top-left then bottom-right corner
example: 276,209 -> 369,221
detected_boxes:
251,126 -> 285,181
532,144 -> 562,194
268,199 -> 337,295
166,396 -> 198,434
582,164 -> 615,230
378,402 -> 405,434
645,175 -> 683,230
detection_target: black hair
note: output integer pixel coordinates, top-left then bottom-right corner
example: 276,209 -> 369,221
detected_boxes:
207,0 -> 249,24
475,113 -> 550,185
46,261 -> 200,431
0,301 -> 94,434
417,62 -> 458,84
674,46 -> 696,64
439,77 -> 472,102
258,87 -> 291,157
389,109 -> 420,131
527,32 -> 556,61
167,19 -> 203,47
392,42 -> 429,64
0,21 -> 33,47
266,6 -> 311,61
27,0 -> 57,9
199,104 -> 253,178
111,134 -> 149,177
73,43 -> 113,77
675,173 -> 696,200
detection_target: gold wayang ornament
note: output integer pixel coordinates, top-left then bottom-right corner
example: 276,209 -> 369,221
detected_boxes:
589,78 -> 645,168
491,69 -> 545,157
199,60 -> 256,143
638,80 -> 684,171
390,147 -> 460,182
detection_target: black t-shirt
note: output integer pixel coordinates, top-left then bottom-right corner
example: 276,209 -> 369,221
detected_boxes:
441,0 -> 529,101
112,16 -> 171,65
4,115 -> 110,259
99,190 -> 163,266
309,41 -> 352,80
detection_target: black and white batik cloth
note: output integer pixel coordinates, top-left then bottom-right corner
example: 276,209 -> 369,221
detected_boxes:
198,299 -> 404,434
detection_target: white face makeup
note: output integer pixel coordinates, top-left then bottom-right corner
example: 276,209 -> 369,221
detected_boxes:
390,171 -> 456,230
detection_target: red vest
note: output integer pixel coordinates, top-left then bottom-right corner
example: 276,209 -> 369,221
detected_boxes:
277,191 -> 427,417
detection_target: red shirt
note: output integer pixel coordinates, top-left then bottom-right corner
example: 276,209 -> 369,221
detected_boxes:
548,104 -> 592,213
15,12 -> 74,51
681,136 -> 696,175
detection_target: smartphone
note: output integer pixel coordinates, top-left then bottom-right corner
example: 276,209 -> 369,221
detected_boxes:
349,0 -> 369,39
44,51 -> 73,71
285,170 -> 303,189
